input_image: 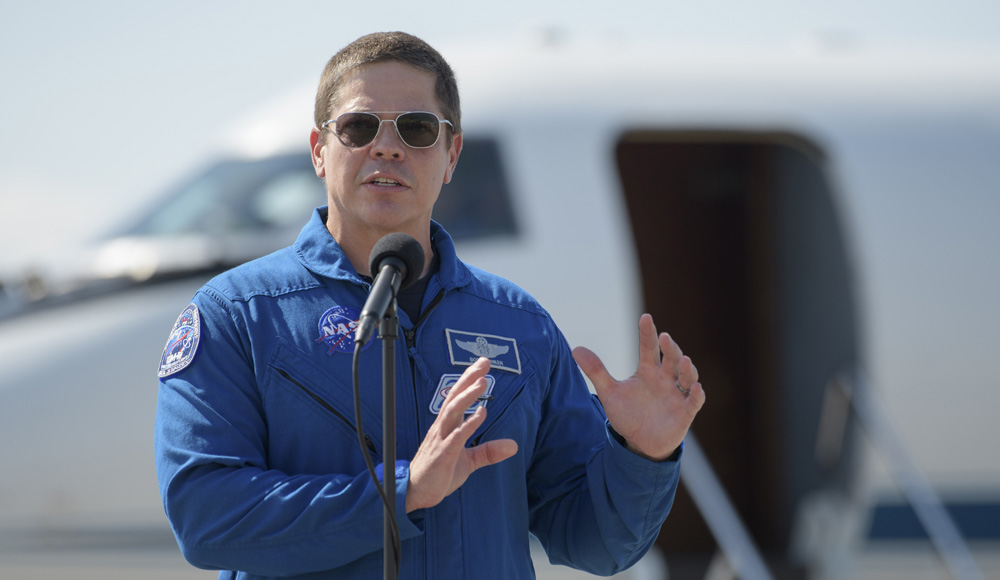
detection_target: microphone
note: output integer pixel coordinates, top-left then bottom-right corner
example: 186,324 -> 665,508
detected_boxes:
354,233 -> 425,344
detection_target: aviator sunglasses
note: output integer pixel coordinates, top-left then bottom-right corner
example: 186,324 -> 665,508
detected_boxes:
321,111 -> 455,149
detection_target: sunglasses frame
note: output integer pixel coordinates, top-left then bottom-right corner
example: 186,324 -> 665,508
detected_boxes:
321,111 -> 455,149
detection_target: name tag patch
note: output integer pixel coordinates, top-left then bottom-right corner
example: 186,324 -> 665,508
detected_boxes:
158,303 -> 201,378
445,329 -> 521,374
430,374 -> 496,414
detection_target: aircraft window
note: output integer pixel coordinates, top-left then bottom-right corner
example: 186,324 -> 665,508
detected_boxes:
118,140 -> 515,241
135,172 -> 231,235
432,137 -> 518,241
251,171 -> 326,229
121,153 -> 319,237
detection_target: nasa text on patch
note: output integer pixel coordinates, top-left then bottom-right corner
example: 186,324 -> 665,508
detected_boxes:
445,329 -> 521,374
316,304 -> 373,355
430,374 -> 496,414
158,303 -> 201,378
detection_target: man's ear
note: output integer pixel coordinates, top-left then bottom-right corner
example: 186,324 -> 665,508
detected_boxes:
309,128 -> 325,178
443,133 -> 463,184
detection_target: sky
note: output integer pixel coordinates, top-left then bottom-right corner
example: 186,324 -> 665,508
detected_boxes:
1,0 -> 999,272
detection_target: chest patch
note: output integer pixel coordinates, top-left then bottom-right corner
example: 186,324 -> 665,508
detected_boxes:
316,305 -> 372,355
158,303 -> 201,378
430,374 -> 496,414
445,329 -> 521,374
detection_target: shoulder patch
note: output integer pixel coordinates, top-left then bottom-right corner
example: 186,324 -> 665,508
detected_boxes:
158,303 -> 201,378
445,329 -> 521,374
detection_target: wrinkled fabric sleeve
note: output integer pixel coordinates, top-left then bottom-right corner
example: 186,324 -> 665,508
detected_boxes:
154,289 -> 422,576
526,321 -> 681,576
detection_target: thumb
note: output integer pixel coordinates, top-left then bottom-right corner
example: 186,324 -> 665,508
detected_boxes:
572,346 -> 615,397
469,438 -> 518,470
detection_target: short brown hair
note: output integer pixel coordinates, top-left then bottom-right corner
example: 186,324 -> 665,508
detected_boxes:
314,32 -> 462,138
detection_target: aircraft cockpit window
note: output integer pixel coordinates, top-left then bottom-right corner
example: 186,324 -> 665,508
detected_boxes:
120,153 -> 325,237
121,138 -> 516,243
251,171 -> 327,229
432,137 -> 518,241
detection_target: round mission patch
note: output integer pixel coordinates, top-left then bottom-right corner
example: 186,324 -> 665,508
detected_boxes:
315,304 -> 373,355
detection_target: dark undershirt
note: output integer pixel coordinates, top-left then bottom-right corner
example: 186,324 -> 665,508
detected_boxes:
363,252 -> 439,323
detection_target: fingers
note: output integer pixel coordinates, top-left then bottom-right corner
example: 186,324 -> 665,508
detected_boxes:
641,314 -> 685,374
676,355 -> 706,409
407,359 -> 518,513
438,358 -> 491,427
678,355 -> 699,384
575,315 -> 689,399
637,313 -> 661,367
658,329 -> 684,374
642,315 -> 704,402
443,362 -> 517,467
455,356 -> 490,386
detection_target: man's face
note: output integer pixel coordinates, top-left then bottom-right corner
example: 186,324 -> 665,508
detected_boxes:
310,60 -> 462,245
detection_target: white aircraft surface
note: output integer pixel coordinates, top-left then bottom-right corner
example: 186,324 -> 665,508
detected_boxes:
0,36 -> 998,579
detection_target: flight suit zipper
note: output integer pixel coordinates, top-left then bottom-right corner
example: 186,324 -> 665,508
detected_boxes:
402,288 -> 447,440
402,288 -> 447,349
401,288 -> 446,580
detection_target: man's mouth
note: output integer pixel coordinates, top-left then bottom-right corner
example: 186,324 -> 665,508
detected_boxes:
369,177 -> 403,186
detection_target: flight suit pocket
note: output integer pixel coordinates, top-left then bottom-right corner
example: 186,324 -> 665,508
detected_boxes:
468,367 -> 541,453
262,339 -> 381,473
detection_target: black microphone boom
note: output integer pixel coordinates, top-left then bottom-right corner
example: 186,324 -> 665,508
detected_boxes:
354,233 -> 425,344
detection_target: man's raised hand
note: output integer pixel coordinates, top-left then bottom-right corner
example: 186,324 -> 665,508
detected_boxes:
572,314 -> 705,461
405,357 -> 518,512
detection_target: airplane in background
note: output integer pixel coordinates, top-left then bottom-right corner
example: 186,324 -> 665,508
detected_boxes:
0,35 -> 998,579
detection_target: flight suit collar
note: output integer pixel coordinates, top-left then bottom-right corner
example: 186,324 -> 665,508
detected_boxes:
293,206 -> 473,291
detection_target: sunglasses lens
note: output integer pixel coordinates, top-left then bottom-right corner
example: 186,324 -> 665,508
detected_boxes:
335,113 -> 381,147
396,112 -> 441,148
332,112 -> 446,148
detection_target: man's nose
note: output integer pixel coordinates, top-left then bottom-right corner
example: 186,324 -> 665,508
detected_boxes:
370,119 -> 405,159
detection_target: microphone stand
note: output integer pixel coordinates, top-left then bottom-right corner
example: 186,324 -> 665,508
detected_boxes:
379,301 -> 399,580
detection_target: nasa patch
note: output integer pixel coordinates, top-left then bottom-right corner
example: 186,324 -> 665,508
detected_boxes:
430,374 -> 496,415
158,303 -> 201,378
445,329 -> 521,374
316,304 -> 373,355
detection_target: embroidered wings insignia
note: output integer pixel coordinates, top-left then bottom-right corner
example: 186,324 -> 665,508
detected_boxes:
455,336 -> 510,359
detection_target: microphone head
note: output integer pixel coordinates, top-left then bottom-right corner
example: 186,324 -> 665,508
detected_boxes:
369,233 -> 425,290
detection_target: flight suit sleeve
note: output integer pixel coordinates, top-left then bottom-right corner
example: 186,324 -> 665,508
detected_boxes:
526,321 -> 681,576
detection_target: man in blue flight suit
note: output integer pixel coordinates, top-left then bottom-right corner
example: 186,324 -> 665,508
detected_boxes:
155,31 -> 705,580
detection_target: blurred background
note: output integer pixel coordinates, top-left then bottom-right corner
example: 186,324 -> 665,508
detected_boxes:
1,1 -> 999,579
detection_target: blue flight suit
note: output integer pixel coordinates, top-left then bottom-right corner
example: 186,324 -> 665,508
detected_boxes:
155,207 -> 681,579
